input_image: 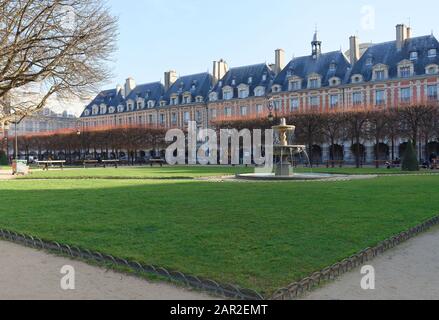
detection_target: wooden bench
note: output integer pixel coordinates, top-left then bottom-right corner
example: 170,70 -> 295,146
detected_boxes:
36,160 -> 66,171
102,160 -> 119,168
83,160 -> 99,168
149,159 -> 166,167
326,160 -> 345,168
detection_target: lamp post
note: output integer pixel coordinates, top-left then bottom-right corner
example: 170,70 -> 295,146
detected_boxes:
266,97 -> 276,123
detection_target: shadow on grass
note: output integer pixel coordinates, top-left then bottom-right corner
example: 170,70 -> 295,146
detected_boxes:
0,176 -> 439,295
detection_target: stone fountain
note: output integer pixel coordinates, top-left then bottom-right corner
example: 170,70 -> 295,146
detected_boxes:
272,118 -> 306,177
236,118 -> 346,181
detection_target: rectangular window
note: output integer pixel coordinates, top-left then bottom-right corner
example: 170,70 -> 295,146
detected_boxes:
223,91 -> 233,100
210,109 -> 217,119
309,96 -> 319,107
160,114 -> 165,125
171,113 -> 177,124
224,107 -> 232,117
309,79 -> 319,89
238,89 -> 248,99
290,98 -> 299,111
183,96 -> 190,104
375,90 -> 385,106
289,81 -> 301,91
256,104 -> 263,114
375,70 -> 385,81
329,95 -> 339,108
352,92 -> 363,105
183,112 -> 190,123
400,87 -> 411,103
400,66 -> 411,78
196,111 -> 202,122
148,115 -> 153,124
240,106 -> 248,116
427,85 -> 438,100
171,97 -> 178,105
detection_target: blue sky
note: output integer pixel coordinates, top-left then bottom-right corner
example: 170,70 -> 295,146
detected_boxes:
106,0 -> 438,88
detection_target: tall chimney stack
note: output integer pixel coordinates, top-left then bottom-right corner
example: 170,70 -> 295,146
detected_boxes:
212,59 -> 228,85
275,49 -> 286,75
349,36 -> 360,64
396,24 -> 408,51
124,77 -> 136,98
164,70 -> 178,91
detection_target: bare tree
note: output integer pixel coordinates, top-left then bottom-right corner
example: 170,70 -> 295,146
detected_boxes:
0,0 -> 117,126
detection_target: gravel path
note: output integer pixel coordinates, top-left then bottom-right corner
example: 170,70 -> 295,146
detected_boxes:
0,241 -> 213,300
303,227 -> 439,300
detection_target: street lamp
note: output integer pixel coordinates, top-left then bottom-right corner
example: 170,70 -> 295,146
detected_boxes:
267,97 -> 276,122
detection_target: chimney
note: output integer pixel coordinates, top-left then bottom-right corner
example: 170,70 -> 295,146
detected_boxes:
396,24 -> 408,51
349,36 -> 360,64
406,26 -> 412,39
124,77 -> 136,98
275,49 -> 285,75
116,84 -> 123,96
164,70 -> 178,91
212,59 -> 228,85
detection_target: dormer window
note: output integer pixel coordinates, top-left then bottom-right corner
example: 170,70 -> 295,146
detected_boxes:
136,100 -> 144,109
160,101 -> 166,107
147,100 -> 155,108
426,64 -> 439,75
117,105 -> 124,113
410,51 -> 418,61
248,77 -> 253,84
329,77 -> 341,87
91,105 -> 99,115
108,107 -> 115,114
254,87 -> 265,97
196,96 -> 203,103
262,73 -> 267,81
127,101 -> 134,111
183,95 -> 191,104
209,92 -> 218,102
170,96 -> 178,105
428,49 -> 437,58
308,76 -> 321,89
351,74 -> 363,83
84,110 -> 90,116
289,80 -> 301,91
238,85 -> 249,99
366,57 -> 373,66
272,85 -> 282,93
231,79 -> 236,86
218,81 -> 223,88
372,65 -> 389,81
329,62 -> 337,72
100,105 -> 107,114
223,87 -> 233,100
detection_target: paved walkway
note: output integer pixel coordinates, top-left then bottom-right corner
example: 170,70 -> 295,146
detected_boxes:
0,241 -> 212,300
303,227 -> 439,300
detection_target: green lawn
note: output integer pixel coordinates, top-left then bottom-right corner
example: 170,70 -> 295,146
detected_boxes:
21,166 -> 254,179
1,175 -> 439,296
19,165 -> 439,180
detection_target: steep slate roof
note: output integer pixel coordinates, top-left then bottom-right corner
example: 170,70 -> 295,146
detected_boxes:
210,63 -> 275,99
125,81 -> 164,102
161,72 -> 213,104
81,82 -> 165,117
349,35 -> 439,82
80,88 -> 124,117
273,51 -> 352,90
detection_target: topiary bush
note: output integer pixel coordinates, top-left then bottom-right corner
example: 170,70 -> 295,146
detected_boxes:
0,150 -> 8,166
402,141 -> 419,171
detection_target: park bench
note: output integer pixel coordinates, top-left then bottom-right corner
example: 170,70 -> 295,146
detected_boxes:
149,159 -> 166,167
326,160 -> 345,168
102,160 -> 119,168
82,160 -> 99,168
36,160 -> 66,171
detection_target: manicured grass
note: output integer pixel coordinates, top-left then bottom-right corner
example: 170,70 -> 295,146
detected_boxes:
20,166 -> 254,180
296,167 -> 438,175
1,176 -> 439,296
19,165 -> 438,180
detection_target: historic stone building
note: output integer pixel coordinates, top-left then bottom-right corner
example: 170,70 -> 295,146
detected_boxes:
80,24 -> 439,163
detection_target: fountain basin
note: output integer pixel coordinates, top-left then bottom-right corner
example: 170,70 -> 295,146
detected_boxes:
235,172 -> 348,181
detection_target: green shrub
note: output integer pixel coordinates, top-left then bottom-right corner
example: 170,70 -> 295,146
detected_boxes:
0,150 -> 8,166
402,141 -> 419,171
